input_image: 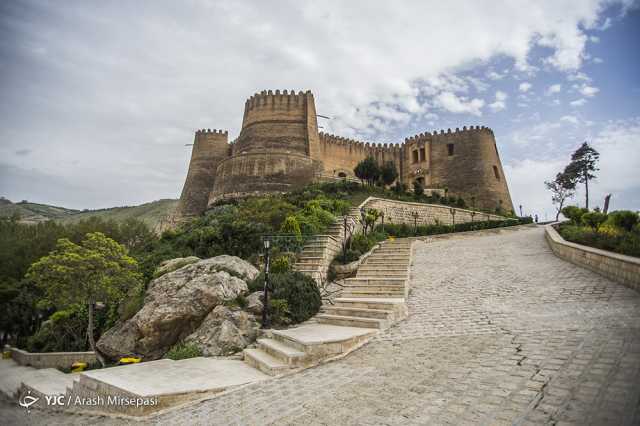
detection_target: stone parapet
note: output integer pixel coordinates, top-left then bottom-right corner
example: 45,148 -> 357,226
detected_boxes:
545,224 -> 640,291
361,197 -> 506,226
7,346 -> 96,369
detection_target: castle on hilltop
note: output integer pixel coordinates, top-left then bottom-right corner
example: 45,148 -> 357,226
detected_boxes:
176,90 -> 514,218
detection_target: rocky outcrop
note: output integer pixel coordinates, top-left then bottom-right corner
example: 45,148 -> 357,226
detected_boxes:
184,305 -> 259,356
97,255 -> 259,360
246,291 -> 264,316
154,256 -> 200,278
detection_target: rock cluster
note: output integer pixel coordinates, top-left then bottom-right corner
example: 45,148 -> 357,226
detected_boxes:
97,255 -> 260,360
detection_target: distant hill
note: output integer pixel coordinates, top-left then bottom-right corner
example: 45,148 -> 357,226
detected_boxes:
0,197 -> 79,224
0,197 -> 178,228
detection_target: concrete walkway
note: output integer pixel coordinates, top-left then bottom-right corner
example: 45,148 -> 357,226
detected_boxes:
2,225 -> 640,424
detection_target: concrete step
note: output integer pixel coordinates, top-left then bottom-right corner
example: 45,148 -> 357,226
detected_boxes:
357,266 -> 408,272
322,306 -> 393,320
365,254 -> 410,259
356,273 -> 408,279
341,284 -> 405,292
345,278 -> 406,286
333,297 -> 405,311
315,314 -> 386,329
257,338 -> 305,367
341,290 -> 406,298
243,348 -> 290,376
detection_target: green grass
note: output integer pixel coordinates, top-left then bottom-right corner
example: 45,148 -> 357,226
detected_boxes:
0,198 -> 79,224
58,199 -> 178,228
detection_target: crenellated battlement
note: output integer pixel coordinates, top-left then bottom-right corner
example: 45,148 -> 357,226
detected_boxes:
244,89 -> 313,112
177,89 -> 513,220
195,128 -> 229,136
320,124 -> 494,154
403,125 -> 493,143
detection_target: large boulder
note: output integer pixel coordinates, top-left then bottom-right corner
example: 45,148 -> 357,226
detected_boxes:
245,291 -> 264,316
154,256 -> 200,278
97,255 -> 259,360
184,305 -> 259,356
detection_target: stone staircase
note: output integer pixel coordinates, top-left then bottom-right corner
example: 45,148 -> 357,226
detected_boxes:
293,207 -> 362,282
244,238 -> 412,376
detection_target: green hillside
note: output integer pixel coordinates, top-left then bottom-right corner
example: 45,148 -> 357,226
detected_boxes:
0,197 -> 79,224
0,197 -> 178,228
58,199 -> 178,228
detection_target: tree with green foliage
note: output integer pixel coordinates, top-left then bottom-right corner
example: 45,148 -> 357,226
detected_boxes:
564,142 -> 600,210
545,172 -> 576,221
26,232 -> 142,365
581,211 -> 607,231
380,161 -> 399,186
561,205 -> 588,224
280,215 -> 302,238
353,156 -> 381,186
608,210 -> 639,232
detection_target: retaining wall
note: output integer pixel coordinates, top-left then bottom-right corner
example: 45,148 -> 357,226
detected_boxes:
7,346 -> 97,369
361,197 -> 506,226
545,224 -> 640,291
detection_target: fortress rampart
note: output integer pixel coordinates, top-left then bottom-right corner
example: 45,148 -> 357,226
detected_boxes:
176,90 -> 514,219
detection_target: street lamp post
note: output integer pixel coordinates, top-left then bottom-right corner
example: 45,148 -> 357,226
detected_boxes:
360,207 -> 367,236
262,238 -> 271,329
519,204 -> 523,217
411,211 -> 419,236
381,212 -> 385,233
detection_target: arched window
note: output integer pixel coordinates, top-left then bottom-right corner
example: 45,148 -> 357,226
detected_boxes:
338,172 -> 347,178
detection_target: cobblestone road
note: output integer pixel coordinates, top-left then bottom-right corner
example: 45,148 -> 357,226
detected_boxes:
4,225 -> 640,425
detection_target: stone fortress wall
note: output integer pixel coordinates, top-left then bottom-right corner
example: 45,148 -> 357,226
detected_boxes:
175,90 -> 515,219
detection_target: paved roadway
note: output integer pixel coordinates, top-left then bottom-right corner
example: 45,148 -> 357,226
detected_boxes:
3,225 -> 639,425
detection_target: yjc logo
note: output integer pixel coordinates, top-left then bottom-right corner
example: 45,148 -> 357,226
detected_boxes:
18,390 -> 39,414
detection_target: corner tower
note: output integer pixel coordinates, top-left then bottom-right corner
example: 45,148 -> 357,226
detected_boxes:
208,90 -> 322,204
428,126 -> 514,213
175,129 -> 229,218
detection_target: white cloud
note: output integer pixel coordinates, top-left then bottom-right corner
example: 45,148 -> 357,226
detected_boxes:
489,90 -> 508,112
570,98 -> 587,107
590,35 -> 600,43
593,57 -> 604,63
0,0 -> 632,207
580,85 -> 600,97
505,117 -> 640,219
519,82 -> 532,93
560,115 -> 579,124
435,92 -> 485,116
591,118 -> 640,201
546,84 -> 562,95
487,70 -> 504,80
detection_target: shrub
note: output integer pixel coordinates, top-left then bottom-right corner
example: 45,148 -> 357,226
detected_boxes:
118,283 -> 145,321
608,210 -> 639,232
413,181 -> 424,197
164,342 -> 203,360
279,215 -> 302,237
249,271 -> 321,324
581,211 -> 607,231
392,183 -> 406,194
561,206 -> 588,224
269,299 -> 291,326
558,224 -> 640,258
271,255 -> 291,274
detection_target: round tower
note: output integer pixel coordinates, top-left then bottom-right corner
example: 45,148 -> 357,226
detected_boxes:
208,90 -> 322,205
428,126 -> 514,213
176,129 -> 229,218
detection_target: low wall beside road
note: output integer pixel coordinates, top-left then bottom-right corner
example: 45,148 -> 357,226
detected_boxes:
545,224 -> 640,292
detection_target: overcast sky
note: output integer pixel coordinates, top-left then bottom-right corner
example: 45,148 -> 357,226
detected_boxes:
1,1 -> 639,219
